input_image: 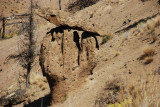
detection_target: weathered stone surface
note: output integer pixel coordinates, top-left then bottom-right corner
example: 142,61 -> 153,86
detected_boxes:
39,28 -> 99,104
36,9 -> 107,36
0,89 -> 27,106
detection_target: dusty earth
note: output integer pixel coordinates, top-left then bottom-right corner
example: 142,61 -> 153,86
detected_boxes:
0,0 -> 160,107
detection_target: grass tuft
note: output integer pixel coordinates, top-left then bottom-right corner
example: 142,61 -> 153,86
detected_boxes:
143,47 -> 155,56
101,34 -> 113,44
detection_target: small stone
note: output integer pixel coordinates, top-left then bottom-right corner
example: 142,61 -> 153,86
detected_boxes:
129,71 -> 132,74
90,78 -> 94,80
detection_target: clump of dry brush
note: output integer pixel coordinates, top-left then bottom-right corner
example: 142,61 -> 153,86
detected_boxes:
67,0 -> 99,13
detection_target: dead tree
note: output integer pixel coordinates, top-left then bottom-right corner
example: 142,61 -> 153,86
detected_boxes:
2,17 -> 5,38
26,0 -> 34,88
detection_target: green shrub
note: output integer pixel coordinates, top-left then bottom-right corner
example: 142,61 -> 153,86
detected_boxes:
4,34 -> 11,39
101,34 -> 113,44
4,32 -> 18,39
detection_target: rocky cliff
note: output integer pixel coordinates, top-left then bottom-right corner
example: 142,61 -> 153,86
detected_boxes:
40,28 -> 99,104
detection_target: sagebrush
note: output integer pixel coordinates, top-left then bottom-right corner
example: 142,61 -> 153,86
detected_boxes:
67,0 -> 99,12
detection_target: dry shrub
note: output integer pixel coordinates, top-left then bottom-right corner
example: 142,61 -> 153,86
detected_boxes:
128,78 -> 159,107
101,34 -> 113,45
140,0 -> 149,2
135,15 -> 160,36
95,75 -> 160,107
146,20 -> 156,32
151,34 -> 157,43
138,47 -> 155,64
118,76 -> 160,107
67,0 -> 99,13
146,15 -> 160,31
30,72 -> 47,90
143,47 -> 155,56
153,15 -> 160,26
115,51 -> 120,57
144,56 -> 153,64
30,72 -> 43,85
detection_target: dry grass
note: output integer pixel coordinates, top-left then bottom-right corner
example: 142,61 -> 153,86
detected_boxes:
153,15 -> 160,27
39,82 -> 46,90
143,47 -> 155,57
128,77 -> 160,107
115,51 -> 120,57
135,15 -> 160,36
107,76 -> 160,107
30,72 -> 44,85
146,15 -> 160,32
150,34 -> 157,43
67,0 -> 99,13
146,20 -> 156,32
137,47 -> 155,64
144,56 -> 153,64
101,34 -> 113,45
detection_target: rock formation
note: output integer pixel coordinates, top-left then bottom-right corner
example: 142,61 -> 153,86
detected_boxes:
39,27 -> 99,104
36,9 -> 107,36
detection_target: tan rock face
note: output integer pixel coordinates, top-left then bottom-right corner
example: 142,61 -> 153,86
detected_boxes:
40,28 -> 99,104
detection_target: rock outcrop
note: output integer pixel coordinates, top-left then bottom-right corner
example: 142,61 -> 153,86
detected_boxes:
0,89 -> 27,106
36,9 -> 107,36
39,27 -> 99,104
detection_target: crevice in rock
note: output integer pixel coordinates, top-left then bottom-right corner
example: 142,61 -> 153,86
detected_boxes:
39,45 -> 57,92
73,31 -> 81,65
39,26 -> 100,105
115,12 -> 160,33
61,33 -> 64,54
81,31 -> 99,50
73,31 -> 81,51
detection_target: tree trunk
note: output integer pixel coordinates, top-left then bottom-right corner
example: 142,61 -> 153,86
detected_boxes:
2,18 -> 5,38
26,0 -> 34,88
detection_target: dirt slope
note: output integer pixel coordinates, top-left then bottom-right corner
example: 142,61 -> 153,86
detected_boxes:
39,0 -> 160,107
0,0 -> 160,107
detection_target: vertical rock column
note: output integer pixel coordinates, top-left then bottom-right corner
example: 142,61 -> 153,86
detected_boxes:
39,29 -> 99,105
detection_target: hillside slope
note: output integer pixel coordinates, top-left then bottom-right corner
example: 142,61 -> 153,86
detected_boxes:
39,0 -> 160,107
0,0 -> 160,107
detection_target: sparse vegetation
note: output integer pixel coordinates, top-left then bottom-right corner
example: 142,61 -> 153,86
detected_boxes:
67,0 -> 99,12
4,34 -> 11,39
97,76 -> 160,107
108,98 -> 132,107
144,56 -> 153,64
143,47 -> 155,57
61,94 -> 68,103
115,51 -> 120,57
30,73 -> 43,85
3,31 -> 18,39
137,21 -> 145,31
146,20 -> 156,32
138,47 -> 155,64
101,34 -> 113,45
39,82 -> 45,88
150,34 -> 157,43
1,0 -> 160,107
